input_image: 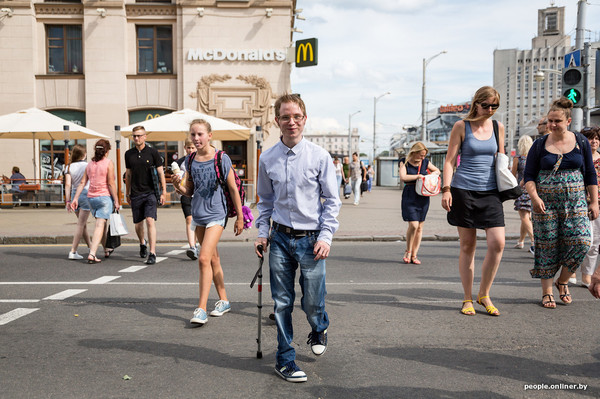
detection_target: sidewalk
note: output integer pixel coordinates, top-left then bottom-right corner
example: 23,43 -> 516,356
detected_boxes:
0,187 -> 522,244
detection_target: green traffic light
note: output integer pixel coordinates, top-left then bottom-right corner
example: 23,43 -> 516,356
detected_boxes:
564,88 -> 581,104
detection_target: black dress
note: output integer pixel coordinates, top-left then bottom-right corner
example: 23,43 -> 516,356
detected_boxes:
401,158 -> 430,222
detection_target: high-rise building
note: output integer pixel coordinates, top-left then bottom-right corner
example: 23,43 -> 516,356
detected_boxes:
494,5 -> 574,147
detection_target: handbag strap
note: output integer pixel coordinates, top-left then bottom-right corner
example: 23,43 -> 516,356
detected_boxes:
492,120 -> 503,154
417,160 -> 422,174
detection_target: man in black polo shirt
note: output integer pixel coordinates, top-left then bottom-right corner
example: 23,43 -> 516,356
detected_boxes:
125,126 -> 167,264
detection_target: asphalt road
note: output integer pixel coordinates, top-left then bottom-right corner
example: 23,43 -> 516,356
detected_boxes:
1,241 -> 599,399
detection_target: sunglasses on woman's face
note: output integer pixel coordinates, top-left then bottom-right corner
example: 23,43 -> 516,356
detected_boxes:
480,102 -> 499,110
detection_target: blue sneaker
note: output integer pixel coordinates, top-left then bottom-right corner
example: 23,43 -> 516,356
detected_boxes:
190,308 -> 208,325
274,361 -> 307,382
307,329 -> 327,355
209,300 -> 231,317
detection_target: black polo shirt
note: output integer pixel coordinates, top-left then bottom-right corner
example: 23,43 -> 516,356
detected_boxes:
125,144 -> 163,197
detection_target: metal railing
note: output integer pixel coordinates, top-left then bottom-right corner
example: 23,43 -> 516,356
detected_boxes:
1,181 -> 255,207
1,181 -> 65,206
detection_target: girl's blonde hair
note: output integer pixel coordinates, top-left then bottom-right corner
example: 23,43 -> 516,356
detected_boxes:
408,142 -> 428,161
517,135 -> 533,156
464,86 -> 500,122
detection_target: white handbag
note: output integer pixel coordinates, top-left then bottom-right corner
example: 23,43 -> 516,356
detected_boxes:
493,120 -> 521,201
414,160 -> 441,196
109,212 -> 129,236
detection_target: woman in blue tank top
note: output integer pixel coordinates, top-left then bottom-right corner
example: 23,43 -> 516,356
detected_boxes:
441,86 -> 505,317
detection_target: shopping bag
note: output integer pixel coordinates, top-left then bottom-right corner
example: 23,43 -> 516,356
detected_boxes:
105,225 -> 121,250
109,212 -> 129,236
343,183 -> 352,198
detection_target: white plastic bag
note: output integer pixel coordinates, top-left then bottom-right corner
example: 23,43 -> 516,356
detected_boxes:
109,212 -> 129,236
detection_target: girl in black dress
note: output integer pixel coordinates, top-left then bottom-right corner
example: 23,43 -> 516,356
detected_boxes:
399,142 -> 440,264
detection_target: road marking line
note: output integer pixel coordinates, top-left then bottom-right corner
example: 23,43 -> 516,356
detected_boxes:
165,250 -> 186,256
0,299 -> 40,303
88,276 -> 121,284
43,289 -> 87,300
119,266 -> 147,273
155,256 -> 167,263
0,308 -> 39,325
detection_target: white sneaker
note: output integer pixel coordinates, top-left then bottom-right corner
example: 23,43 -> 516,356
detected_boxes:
68,252 -> 83,260
569,277 -> 577,285
186,246 -> 198,260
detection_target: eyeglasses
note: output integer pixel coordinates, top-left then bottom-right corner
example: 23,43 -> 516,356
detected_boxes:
480,103 -> 500,110
277,114 -> 305,123
132,134 -> 146,138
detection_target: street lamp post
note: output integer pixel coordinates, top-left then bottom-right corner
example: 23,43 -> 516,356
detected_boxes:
114,125 -> 122,204
421,50 -> 447,141
348,110 -> 361,158
62,125 -> 70,180
373,92 -> 390,165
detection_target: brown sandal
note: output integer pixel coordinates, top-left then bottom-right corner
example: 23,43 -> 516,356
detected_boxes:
555,281 -> 572,304
541,294 -> 556,309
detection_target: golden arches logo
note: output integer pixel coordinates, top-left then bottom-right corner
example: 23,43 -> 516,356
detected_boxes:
297,43 -> 314,63
295,38 -> 318,68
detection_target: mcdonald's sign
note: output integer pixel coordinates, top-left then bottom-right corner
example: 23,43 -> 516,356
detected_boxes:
295,38 -> 318,68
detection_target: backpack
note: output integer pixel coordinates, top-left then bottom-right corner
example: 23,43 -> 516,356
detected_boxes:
213,150 -> 246,218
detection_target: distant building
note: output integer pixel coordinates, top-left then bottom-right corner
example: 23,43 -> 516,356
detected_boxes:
493,4 -> 598,148
303,129 -> 359,157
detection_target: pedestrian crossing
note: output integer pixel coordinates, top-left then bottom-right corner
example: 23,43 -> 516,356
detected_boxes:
0,245 -> 188,326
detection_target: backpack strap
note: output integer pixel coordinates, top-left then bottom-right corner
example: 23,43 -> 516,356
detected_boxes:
186,152 -> 196,176
213,150 -> 227,190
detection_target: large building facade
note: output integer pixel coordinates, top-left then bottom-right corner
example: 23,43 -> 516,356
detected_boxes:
493,5 -> 598,148
0,0 -> 298,191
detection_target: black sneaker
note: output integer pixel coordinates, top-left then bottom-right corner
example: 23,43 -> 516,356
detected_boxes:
307,329 -> 327,356
274,361 -> 307,382
139,240 -> 148,258
145,253 -> 156,265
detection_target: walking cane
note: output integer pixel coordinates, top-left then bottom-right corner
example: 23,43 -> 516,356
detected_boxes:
250,244 -> 264,359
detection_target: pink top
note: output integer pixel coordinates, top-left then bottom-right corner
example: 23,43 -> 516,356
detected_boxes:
86,157 -> 111,198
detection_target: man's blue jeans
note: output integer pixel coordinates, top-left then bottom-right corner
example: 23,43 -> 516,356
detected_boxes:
269,230 -> 329,366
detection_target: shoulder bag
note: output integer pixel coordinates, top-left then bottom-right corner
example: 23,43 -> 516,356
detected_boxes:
492,120 -> 522,202
415,160 -> 441,196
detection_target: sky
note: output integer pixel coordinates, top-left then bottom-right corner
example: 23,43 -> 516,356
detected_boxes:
290,0 -> 600,155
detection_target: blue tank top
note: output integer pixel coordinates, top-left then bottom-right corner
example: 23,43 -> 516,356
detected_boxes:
451,121 -> 497,191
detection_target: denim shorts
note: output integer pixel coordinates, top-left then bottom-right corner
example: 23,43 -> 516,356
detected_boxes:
88,195 -> 113,220
191,218 -> 227,230
72,189 -> 91,211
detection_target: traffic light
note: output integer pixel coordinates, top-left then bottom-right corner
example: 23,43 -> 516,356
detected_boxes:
562,66 -> 584,107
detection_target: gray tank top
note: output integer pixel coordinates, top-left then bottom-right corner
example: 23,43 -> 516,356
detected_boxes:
451,121 -> 497,191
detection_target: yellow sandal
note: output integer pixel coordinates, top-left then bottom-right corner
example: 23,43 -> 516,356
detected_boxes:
460,300 -> 475,316
477,295 -> 500,316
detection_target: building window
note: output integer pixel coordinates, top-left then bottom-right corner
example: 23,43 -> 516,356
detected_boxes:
46,25 -> 83,74
137,25 -> 173,74
41,139 -> 86,180
545,12 -> 557,32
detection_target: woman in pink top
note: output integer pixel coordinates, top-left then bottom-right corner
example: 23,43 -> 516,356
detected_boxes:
72,139 -> 120,263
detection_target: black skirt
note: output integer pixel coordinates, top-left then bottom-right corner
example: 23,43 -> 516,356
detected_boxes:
447,187 -> 504,229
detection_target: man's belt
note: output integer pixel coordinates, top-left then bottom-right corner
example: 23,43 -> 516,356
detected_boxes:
272,222 -> 319,237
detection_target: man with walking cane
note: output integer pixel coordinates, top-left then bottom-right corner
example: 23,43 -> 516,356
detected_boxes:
254,93 -> 341,383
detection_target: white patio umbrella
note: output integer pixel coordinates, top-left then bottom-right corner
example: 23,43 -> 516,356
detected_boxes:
121,108 -> 251,141
0,108 -> 109,180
